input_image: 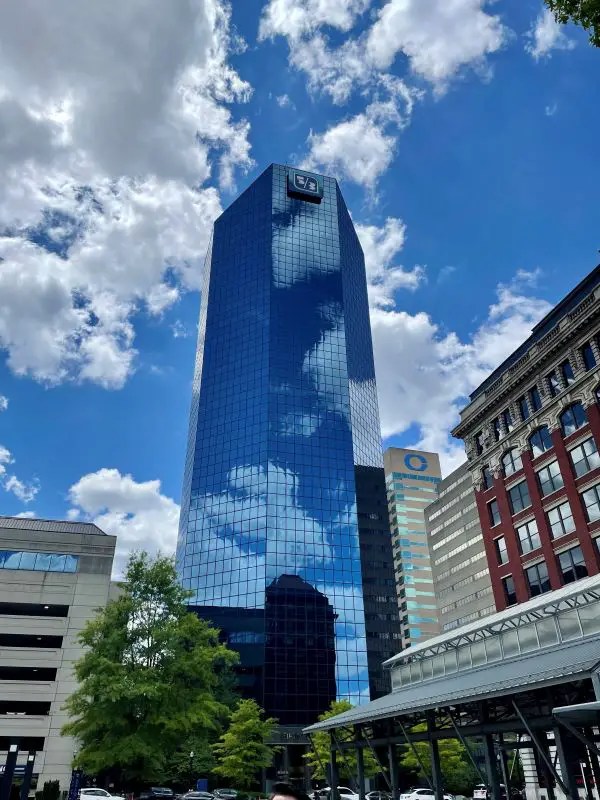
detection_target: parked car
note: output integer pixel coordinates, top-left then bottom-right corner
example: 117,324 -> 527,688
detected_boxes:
139,789 -> 175,800
366,792 -> 392,800
400,789 -> 454,800
312,787 -> 359,800
182,793 -> 213,800
80,790 -> 125,800
213,790 -> 238,800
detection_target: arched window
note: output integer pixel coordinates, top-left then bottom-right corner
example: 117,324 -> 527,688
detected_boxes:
560,402 -> 586,436
529,426 -> 553,458
501,449 -> 523,477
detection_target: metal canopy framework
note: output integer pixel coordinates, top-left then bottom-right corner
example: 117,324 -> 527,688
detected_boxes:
383,575 -> 600,665
304,579 -> 600,800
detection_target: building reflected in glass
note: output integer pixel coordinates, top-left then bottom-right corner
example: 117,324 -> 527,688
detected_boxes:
177,164 -> 397,731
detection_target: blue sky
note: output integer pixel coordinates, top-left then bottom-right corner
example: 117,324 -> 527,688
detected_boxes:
0,0 -> 599,571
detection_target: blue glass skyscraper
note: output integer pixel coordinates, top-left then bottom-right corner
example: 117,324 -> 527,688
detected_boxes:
177,164 -> 397,732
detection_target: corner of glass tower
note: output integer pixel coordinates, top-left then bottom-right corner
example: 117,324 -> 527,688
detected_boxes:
177,163 -> 398,726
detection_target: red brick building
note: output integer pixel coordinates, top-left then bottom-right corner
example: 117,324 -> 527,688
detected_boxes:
453,265 -> 600,611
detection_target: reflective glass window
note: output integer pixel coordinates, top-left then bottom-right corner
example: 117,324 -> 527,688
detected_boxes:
557,610 -> 582,641
530,426 -> 553,457
560,403 -> 587,436
488,499 -> 501,526
547,370 -> 561,397
558,545 -> 588,584
581,342 -> 597,371
495,536 -> 508,564
508,481 -> 531,514
569,437 -> 600,477
560,360 -> 575,386
517,624 -> 539,653
502,576 -> 516,606
536,617 -> 558,647
529,386 -> 542,412
518,395 -> 530,421
581,483 -> 600,522
502,449 -> 523,477
547,502 -> 575,538
517,519 -> 541,554
536,460 -> 564,496
578,601 -> 600,635
525,561 -> 551,597
482,465 -> 494,489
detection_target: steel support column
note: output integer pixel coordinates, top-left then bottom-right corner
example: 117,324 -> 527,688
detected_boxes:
483,734 -> 502,800
497,736 -> 511,798
427,712 -> 443,800
553,725 -> 580,800
538,732 -> 557,800
584,728 -> 600,800
330,740 -> 339,800
388,742 -> 400,800
355,728 -> 365,800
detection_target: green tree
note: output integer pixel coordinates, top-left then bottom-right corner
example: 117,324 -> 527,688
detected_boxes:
62,552 -> 238,784
167,735 -> 216,789
544,0 -> 600,46
212,699 -> 278,788
398,725 -> 479,795
304,701 -> 380,783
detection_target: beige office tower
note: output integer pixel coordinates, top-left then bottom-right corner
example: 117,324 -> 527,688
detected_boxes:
383,447 -> 442,648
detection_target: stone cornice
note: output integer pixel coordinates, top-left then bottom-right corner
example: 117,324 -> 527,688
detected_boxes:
454,289 -> 600,441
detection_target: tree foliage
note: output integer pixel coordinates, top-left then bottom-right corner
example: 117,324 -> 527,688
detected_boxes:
304,701 -> 380,782
398,725 -> 479,795
212,699 -> 278,788
62,552 -> 238,784
544,0 -> 600,46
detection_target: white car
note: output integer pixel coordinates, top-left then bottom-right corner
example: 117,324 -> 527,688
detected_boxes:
79,789 -> 125,800
314,787 -> 360,800
400,790 -> 454,800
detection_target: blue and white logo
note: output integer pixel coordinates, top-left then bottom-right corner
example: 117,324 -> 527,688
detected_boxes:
287,168 -> 323,199
404,453 -> 428,472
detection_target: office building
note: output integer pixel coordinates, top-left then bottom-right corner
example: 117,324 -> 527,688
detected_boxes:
0,516 -> 116,792
383,447 -> 441,646
176,164 -> 399,750
453,265 -> 600,611
425,462 -> 493,631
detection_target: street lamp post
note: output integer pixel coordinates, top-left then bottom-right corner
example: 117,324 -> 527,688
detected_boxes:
189,752 -> 195,791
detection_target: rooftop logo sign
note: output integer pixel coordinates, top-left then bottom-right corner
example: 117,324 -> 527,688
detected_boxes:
287,168 -> 323,201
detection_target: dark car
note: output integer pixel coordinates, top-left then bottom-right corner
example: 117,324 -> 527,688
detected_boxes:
140,789 -> 175,800
367,792 -> 392,800
213,791 -> 238,800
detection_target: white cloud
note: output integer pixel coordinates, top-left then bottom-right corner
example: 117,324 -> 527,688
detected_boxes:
261,0 -> 506,101
14,511 -> 37,519
356,217 -> 425,308
276,93 -> 293,108
68,468 -> 180,577
0,396 -> 7,412
0,445 -> 39,503
372,271 -> 551,474
526,8 -> 575,60
259,0 -> 370,41
545,102 -> 558,117
0,0 -> 252,389
302,81 -> 416,188
366,0 -> 506,90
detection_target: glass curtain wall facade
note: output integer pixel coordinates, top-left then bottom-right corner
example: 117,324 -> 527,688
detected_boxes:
177,164 -> 387,726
